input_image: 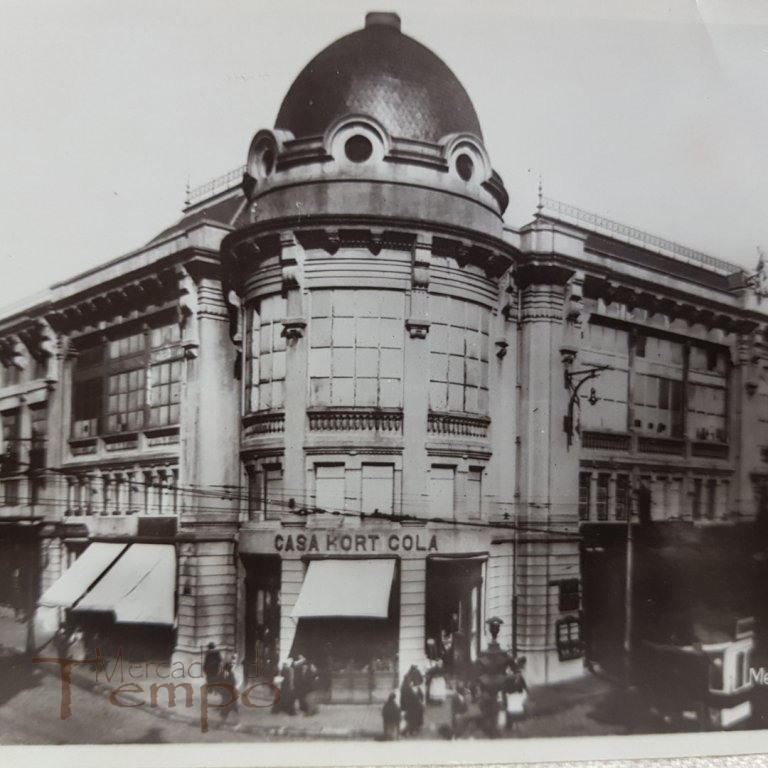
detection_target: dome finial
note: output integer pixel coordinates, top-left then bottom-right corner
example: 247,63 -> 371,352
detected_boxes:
365,12 -> 401,31
537,174 -> 544,214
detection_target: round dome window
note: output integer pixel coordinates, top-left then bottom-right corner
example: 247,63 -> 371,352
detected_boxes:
261,148 -> 275,176
456,153 -> 474,181
344,135 -> 373,163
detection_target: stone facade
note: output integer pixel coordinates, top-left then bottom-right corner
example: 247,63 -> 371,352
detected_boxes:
0,12 -> 766,694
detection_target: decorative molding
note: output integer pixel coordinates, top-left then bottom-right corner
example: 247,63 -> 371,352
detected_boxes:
520,283 -> 565,324
426,446 -> 492,461
281,317 -> 307,341
303,445 -> 402,456
177,266 -> 200,358
405,318 -> 430,339
411,236 -> 432,292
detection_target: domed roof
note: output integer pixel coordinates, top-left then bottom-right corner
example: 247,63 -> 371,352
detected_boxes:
275,13 -> 483,144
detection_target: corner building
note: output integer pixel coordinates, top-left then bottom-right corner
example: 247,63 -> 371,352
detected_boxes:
2,12 -> 767,704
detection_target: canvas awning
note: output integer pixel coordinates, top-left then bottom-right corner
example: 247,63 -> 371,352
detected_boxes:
75,543 -> 176,625
38,542 -> 128,608
291,558 -> 396,619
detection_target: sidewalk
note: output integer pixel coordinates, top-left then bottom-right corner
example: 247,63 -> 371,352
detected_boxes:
55,655 -> 614,740
0,611 -> 616,741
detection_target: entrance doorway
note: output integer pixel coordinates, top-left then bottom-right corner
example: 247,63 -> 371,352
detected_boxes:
425,557 -> 484,678
242,555 -> 280,668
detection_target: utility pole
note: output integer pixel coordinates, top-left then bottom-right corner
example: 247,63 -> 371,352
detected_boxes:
623,476 -> 635,689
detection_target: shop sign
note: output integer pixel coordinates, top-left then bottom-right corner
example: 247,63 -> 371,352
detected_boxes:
274,532 -> 438,554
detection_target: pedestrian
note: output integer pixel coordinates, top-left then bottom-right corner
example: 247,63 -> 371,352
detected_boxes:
221,652 -> 242,729
451,682 -> 470,738
382,691 -> 401,740
400,666 -> 425,736
293,654 -> 319,715
273,657 -> 295,714
203,642 -> 224,702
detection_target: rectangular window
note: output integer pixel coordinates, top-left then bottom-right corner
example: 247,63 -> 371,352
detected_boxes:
72,377 -> 102,438
465,467 -> 482,520
692,478 -> 703,520
615,474 -> 630,521
558,579 -> 581,612
578,472 -> 591,521
596,473 -> 610,521
252,295 -> 287,411
429,465 -> 455,519
555,617 -> 583,661
29,404 -> 47,470
707,478 -> 717,521
688,384 -> 727,443
1,410 -> 20,477
3,479 -> 19,506
105,368 -> 145,433
308,290 -> 404,410
315,464 -> 345,512
361,464 -> 394,516
148,360 -> 182,427
247,466 -> 261,521
429,296 -> 490,414
633,374 -> 683,437
71,322 -> 182,437
264,464 -> 283,521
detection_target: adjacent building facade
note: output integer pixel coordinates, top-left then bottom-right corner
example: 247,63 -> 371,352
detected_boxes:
2,12 -> 767,702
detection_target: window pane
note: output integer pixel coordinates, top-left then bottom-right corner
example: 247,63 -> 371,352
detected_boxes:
361,464 -> 394,515
465,468 -> 482,519
315,465 -> 345,511
429,466 -> 454,519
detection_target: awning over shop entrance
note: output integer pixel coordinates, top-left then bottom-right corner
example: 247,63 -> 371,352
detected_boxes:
291,558 -> 396,619
38,542 -> 128,608
75,544 -> 176,625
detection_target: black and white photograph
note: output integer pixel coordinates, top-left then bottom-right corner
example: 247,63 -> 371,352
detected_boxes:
0,0 -> 767,764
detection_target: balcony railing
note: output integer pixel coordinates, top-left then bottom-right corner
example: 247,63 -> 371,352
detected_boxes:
540,197 -> 740,274
427,412 -> 490,439
581,431 -> 631,452
308,408 -> 403,433
637,436 -> 686,456
691,441 -> 729,460
186,165 -> 246,206
243,411 -> 286,438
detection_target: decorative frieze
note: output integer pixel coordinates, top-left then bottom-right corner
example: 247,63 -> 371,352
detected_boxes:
520,284 -> 565,324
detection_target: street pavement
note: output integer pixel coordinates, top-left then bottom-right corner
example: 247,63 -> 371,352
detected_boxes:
0,642 -> 627,744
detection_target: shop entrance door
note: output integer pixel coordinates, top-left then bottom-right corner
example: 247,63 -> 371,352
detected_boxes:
425,558 -> 484,678
243,555 -> 280,668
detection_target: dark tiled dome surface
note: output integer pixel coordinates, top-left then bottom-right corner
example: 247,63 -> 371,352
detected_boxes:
275,23 -> 483,143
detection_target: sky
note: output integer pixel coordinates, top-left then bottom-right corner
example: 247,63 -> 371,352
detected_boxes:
0,0 -> 767,310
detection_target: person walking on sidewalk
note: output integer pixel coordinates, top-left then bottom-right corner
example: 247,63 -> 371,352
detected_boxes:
382,691 -> 401,740
221,652 -> 242,729
293,654 -> 319,715
400,666 -> 425,736
204,642 -> 223,702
